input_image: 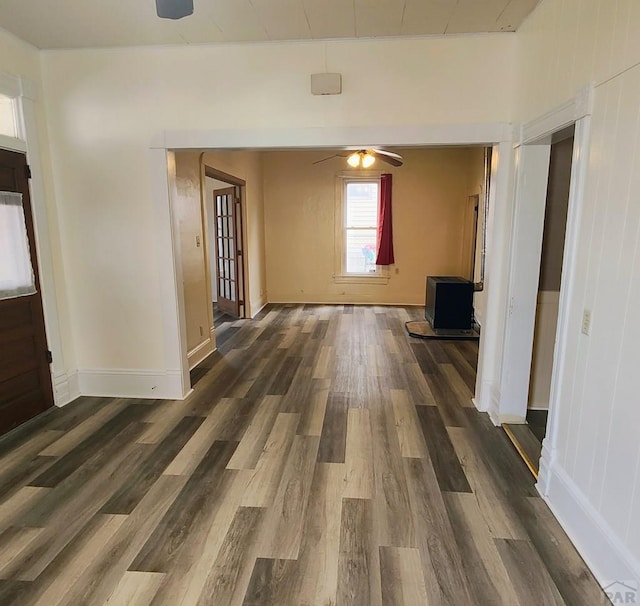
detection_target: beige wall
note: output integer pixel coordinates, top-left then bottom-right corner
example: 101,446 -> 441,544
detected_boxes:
203,151 -> 267,317
263,147 -> 484,305
175,150 -> 266,359
0,28 -> 39,77
173,152 -> 211,354
528,290 -> 559,410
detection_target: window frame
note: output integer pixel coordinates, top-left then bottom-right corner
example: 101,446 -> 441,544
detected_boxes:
0,93 -> 19,139
333,172 -> 389,284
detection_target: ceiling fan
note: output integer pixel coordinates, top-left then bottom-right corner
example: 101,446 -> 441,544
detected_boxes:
156,0 -> 193,19
313,149 -> 404,168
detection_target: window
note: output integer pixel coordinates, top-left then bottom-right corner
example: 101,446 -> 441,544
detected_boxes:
334,175 -> 389,284
0,192 -> 36,300
0,94 -> 18,139
344,180 -> 379,274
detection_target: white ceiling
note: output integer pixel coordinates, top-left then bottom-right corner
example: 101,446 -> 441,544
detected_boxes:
0,0 -> 540,50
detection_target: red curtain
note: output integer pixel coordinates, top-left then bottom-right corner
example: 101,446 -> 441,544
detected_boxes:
375,173 -> 394,265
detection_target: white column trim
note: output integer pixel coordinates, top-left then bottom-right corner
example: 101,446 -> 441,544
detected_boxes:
150,149 -> 192,399
473,140 -> 516,420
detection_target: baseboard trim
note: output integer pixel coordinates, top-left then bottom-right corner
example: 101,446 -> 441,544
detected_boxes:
268,299 -> 425,306
76,368 -> 184,400
498,414 -> 527,424
52,370 -> 80,407
540,461 -> 640,592
487,383 -> 501,425
251,300 -> 269,318
187,338 -> 214,370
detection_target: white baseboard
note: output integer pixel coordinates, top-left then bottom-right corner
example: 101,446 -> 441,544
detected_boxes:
268,298 -> 425,306
67,370 -> 80,401
76,368 -> 184,400
251,299 -> 269,318
187,338 -> 214,370
472,380 -> 491,413
499,414 -> 527,424
488,383 -> 501,425
539,461 -> 640,592
52,370 -> 79,407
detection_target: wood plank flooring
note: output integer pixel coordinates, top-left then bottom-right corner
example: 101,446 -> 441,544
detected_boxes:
0,305 -> 606,605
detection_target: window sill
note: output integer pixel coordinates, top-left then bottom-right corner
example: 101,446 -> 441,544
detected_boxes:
333,274 -> 390,285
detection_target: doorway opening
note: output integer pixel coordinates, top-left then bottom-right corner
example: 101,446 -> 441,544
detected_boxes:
152,126 -> 511,400
172,152 -> 248,373
204,166 -> 246,322
204,165 -> 247,323
503,126 -> 575,478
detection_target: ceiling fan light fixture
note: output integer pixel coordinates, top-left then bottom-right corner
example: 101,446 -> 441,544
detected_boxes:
362,153 -> 376,168
347,152 -> 361,168
156,0 -> 194,19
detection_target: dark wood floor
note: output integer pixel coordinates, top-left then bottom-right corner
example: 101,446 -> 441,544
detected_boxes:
527,409 -> 549,443
0,305 -> 605,605
503,410 -> 549,478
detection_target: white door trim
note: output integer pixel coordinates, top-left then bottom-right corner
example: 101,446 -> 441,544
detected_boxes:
0,72 -> 71,406
537,102 -> 593,496
150,122 -> 512,398
494,84 -> 593,477
473,140 -> 517,421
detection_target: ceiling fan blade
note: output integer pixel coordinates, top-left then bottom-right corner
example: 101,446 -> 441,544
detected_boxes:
372,149 -> 403,167
156,0 -> 193,19
312,154 -> 346,164
372,149 -> 402,160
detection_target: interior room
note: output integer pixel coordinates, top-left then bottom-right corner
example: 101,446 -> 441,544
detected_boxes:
0,0 -> 639,603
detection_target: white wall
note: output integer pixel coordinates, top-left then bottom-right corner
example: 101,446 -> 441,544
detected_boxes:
516,0 -> 639,124
39,35 -> 515,374
516,0 -> 640,587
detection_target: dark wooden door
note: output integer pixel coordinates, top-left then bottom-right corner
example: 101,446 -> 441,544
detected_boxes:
213,187 -> 241,317
0,149 -> 54,436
